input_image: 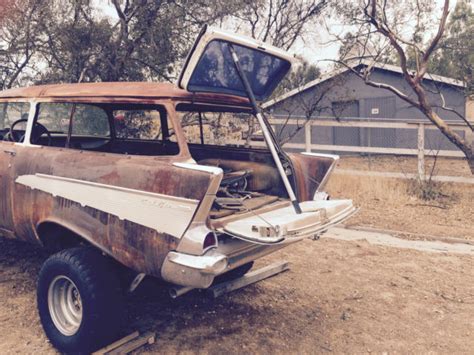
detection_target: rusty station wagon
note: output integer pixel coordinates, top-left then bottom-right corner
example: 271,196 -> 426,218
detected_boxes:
0,26 -> 355,352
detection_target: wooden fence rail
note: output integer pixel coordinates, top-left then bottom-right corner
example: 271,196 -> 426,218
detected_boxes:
239,116 -> 473,180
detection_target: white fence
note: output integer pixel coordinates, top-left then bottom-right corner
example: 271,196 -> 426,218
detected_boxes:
264,116 -> 472,179
270,118 -> 474,176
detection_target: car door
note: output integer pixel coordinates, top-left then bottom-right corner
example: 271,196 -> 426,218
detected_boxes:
0,101 -> 30,233
0,141 -> 15,233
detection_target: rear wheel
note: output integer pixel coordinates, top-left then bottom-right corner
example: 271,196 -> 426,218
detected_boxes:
37,247 -> 124,353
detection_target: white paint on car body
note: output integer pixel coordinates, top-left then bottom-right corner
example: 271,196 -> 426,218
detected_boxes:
16,173 -> 199,238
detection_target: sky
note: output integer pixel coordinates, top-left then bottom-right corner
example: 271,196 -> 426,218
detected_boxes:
92,0 -> 340,72
92,0 -> 457,74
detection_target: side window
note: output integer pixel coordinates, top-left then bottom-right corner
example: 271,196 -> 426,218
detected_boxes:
114,109 -> 163,140
112,107 -> 179,155
0,102 -> 30,133
72,105 -> 110,137
36,103 -> 71,135
177,111 -> 256,146
31,102 -> 177,156
37,103 -> 110,137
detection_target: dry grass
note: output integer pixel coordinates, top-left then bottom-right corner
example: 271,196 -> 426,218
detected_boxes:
406,178 -> 446,201
336,155 -> 473,178
325,173 -> 474,240
326,174 -> 412,203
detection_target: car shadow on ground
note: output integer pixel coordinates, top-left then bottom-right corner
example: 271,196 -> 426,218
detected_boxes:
0,237 -> 327,353
126,277 -> 274,337
124,271 -> 328,353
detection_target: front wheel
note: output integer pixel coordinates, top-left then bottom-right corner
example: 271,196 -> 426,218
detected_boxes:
37,247 -> 124,353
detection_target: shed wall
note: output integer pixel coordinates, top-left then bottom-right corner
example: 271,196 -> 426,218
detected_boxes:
268,68 -> 467,152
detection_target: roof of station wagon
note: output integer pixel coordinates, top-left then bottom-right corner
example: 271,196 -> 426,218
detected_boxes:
0,82 -> 251,107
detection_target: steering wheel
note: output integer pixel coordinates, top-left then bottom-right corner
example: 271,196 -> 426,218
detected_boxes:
9,118 -> 52,145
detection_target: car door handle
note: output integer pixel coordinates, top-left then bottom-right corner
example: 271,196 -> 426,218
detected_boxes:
3,149 -> 16,156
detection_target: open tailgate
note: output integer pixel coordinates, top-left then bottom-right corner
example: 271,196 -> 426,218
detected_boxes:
217,199 -> 356,244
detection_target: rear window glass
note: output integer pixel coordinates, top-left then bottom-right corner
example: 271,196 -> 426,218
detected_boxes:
187,40 -> 291,101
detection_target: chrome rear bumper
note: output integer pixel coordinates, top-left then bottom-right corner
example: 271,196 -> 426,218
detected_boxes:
161,237 -> 295,288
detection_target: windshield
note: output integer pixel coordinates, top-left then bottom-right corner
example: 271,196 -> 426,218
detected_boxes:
187,40 -> 291,101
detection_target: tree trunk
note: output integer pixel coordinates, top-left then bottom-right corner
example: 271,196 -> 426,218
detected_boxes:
420,105 -> 474,176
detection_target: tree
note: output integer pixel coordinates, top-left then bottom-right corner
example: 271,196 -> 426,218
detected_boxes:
37,0 -> 204,83
232,0 -> 328,51
0,0 -> 47,89
333,0 -> 474,173
430,0 -> 473,95
1,0 -> 330,86
37,1 -> 115,83
0,0 -> 246,85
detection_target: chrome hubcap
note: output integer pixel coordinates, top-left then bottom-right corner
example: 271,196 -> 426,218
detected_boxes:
48,276 -> 83,336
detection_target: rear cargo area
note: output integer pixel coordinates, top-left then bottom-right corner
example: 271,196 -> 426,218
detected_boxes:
188,144 -> 286,220
187,144 -> 356,243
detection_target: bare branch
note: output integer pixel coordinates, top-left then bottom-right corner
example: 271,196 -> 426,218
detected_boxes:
417,0 -> 450,81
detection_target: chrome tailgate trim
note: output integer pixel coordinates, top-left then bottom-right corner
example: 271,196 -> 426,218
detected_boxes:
218,199 -> 357,244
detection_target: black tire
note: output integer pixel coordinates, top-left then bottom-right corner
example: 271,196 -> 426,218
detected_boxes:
37,246 -> 124,354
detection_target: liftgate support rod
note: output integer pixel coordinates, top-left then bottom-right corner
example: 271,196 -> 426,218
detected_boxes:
229,44 -> 302,214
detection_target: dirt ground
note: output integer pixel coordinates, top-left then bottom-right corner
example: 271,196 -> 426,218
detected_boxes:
328,156 -> 474,240
0,156 -> 472,354
0,234 -> 472,354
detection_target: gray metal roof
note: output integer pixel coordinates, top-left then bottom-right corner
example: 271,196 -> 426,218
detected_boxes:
263,60 -> 466,109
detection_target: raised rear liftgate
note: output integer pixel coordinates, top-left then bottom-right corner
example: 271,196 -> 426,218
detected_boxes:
178,26 -> 356,244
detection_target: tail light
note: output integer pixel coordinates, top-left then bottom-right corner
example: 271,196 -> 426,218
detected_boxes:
203,232 -> 217,251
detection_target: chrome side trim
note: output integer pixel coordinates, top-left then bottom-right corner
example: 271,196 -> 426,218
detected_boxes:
16,173 -> 199,238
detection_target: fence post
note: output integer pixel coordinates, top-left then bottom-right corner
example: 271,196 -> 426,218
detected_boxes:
417,123 -> 425,180
305,120 -> 312,152
367,127 -> 372,170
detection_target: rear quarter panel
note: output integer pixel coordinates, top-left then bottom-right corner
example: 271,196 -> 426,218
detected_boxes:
288,153 -> 337,202
12,146 -> 213,277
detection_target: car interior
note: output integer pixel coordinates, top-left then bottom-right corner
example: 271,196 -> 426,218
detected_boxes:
175,103 -> 288,219
3,102 -> 180,156
1,100 -> 292,219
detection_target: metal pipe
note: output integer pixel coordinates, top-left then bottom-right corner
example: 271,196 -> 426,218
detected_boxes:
228,44 -> 302,214
169,286 -> 194,299
198,112 -> 204,145
128,273 -> 146,293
